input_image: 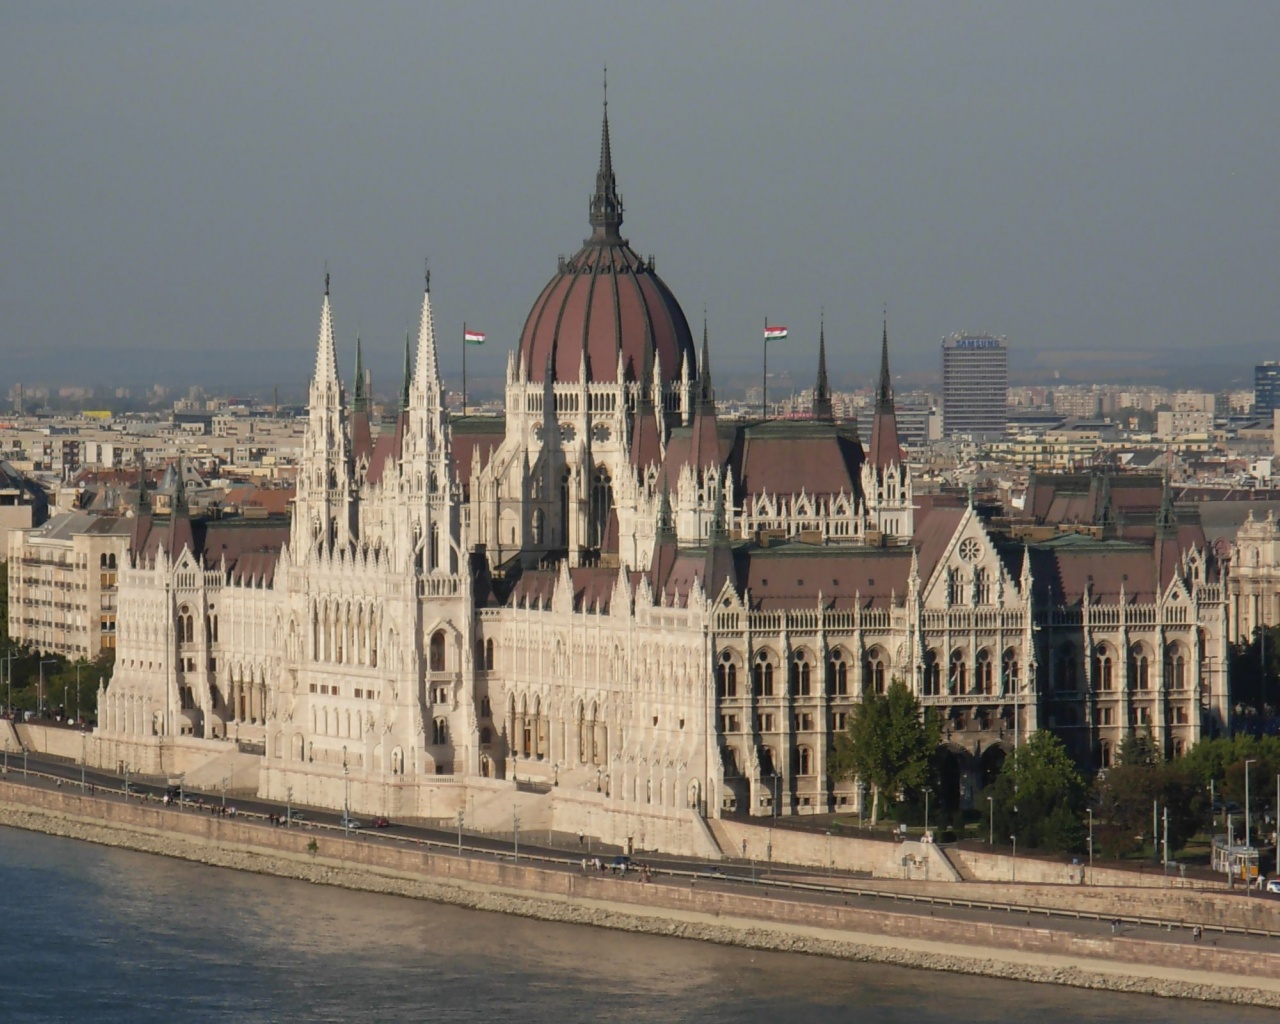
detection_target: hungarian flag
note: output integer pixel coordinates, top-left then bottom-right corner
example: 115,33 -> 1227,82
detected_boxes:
764,325 -> 788,341
464,329 -> 486,345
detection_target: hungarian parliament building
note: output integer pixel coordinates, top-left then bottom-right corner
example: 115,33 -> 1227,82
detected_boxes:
89,106 -> 1235,853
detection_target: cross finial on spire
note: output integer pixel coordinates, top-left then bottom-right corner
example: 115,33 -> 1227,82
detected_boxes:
424,257 -> 431,293
325,264 -> 330,296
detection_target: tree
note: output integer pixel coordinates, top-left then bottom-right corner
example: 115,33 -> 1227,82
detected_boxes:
831,679 -> 941,825
987,730 -> 1087,852
1095,737 -> 1209,859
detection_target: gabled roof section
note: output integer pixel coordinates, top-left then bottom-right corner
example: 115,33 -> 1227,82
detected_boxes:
732,420 -> 864,500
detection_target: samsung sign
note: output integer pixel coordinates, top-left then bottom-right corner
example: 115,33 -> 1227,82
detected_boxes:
952,337 -> 1001,350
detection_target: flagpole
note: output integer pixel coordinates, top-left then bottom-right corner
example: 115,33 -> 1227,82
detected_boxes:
762,316 -> 768,419
462,321 -> 468,416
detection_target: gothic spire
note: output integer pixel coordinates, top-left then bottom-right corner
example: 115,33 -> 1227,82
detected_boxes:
352,335 -> 367,413
401,330 -> 413,412
313,274 -> 341,389
812,313 -> 833,421
1156,466 -> 1177,537
657,478 -> 675,538
172,456 -> 188,516
412,266 -> 442,398
588,71 -> 624,244
876,316 -> 893,413
136,450 -> 149,510
698,315 -> 715,408
868,316 -> 903,467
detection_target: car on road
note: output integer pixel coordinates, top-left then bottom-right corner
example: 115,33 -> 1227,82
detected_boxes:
340,816 -> 363,830
370,816 -> 391,828
611,855 -> 631,874
1266,877 -> 1280,895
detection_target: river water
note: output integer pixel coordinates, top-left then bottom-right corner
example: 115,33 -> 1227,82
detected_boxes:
0,826 -> 1257,1023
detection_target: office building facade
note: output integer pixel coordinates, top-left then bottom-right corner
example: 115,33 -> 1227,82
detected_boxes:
942,333 -> 1008,438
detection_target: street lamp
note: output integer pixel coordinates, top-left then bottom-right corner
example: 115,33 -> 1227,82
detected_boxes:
38,659 -> 58,718
457,809 -> 464,854
1087,808 -> 1094,880
1245,758 -> 1256,850
924,787 -> 931,839
513,806 -> 520,862
221,775 -> 228,809
342,746 -> 350,836
286,785 -> 293,826
987,796 -> 994,845
1010,835 -> 1017,883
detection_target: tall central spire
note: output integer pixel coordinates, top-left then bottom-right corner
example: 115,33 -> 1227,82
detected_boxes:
588,70 -> 624,244
875,316 -> 894,414
812,314 -> 833,421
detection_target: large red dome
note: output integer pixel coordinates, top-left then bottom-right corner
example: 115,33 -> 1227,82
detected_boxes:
517,105 -> 694,385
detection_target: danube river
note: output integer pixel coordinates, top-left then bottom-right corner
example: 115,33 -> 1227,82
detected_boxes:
0,826 -> 1260,1023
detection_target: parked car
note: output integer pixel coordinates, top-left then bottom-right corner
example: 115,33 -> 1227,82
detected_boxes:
1266,877 -> 1280,895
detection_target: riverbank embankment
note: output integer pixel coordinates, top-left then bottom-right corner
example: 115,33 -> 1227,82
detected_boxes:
2,780 -> 1279,1008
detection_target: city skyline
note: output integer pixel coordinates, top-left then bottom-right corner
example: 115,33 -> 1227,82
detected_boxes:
5,4 -> 1280,395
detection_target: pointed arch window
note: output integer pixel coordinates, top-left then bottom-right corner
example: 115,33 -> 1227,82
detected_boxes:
429,630 -> 446,673
976,648 -> 994,695
827,650 -> 849,696
589,468 -> 613,549
865,647 -> 887,695
1092,644 -> 1114,691
753,651 -> 775,697
922,649 -> 941,696
947,649 -> 966,694
1001,648 -> 1020,693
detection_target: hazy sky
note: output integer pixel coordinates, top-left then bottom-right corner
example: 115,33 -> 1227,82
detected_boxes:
4,2 -> 1279,397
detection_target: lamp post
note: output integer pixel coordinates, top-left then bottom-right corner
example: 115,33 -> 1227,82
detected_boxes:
1010,835 -> 1017,883
221,775 -> 228,809
80,731 -> 86,791
38,659 -> 58,718
513,806 -> 520,863
987,796 -> 994,845
4,737 -> 8,774
924,787 -> 931,839
286,785 -> 293,827
342,746 -> 350,836
75,663 -> 81,723
1087,808 -> 1094,880
1245,758 -> 1256,888
1245,758 -> 1256,850
773,773 -> 781,818
457,809 -> 464,855
123,763 -> 130,797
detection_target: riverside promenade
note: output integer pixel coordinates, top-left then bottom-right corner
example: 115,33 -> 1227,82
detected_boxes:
2,773 -> 1279,1007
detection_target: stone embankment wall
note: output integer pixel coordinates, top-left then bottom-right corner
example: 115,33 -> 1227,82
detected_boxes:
1,782 -> 1279,1007
711,817 -> 1228,890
